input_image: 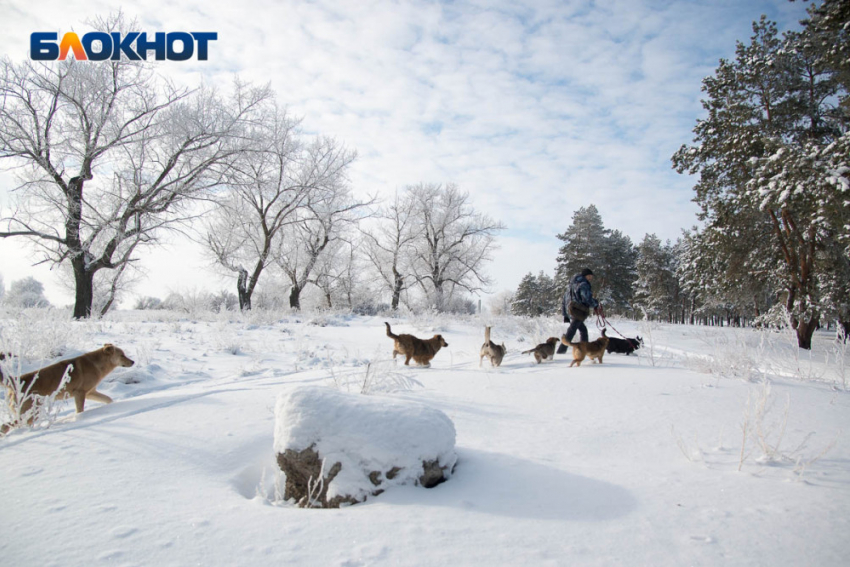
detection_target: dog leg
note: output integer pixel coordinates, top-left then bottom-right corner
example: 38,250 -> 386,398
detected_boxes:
74,392 -> 86,413
404,355 -> 411,366
86,390 -> 113,405
19,398 -> 34,424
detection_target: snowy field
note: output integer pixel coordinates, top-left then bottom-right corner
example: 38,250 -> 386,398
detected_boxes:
1,308 -> 849,566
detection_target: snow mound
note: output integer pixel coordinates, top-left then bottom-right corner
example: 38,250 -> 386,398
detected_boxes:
274,386 -> 457,506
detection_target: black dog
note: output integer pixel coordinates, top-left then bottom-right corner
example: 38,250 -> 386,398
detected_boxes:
606,336 -> 642,355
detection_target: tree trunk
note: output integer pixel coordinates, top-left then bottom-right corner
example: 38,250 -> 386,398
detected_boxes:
391,272 -> 404,311
237,268 -> 251,311
433,277 -> 445,311
796,315 -> 819,350
72,257 -> 95,319
289,285 -> 301,310
840,320 -> 849,343
68,175 -> 94,319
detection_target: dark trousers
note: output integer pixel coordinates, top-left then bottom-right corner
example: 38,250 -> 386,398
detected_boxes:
565,319 -> 589,343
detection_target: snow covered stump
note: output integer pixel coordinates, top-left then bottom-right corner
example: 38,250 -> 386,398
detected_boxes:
274,386 -> 457,508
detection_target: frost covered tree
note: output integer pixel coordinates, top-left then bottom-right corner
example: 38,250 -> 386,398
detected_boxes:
205,100 -> 355,310
406,183 -> 505,312
0,274 -> 4,302
274,179 -> 370,310
604,229 -> 640,314
555,205 -> 608,287
312,237 -> 369,310
672,7 -> 849,348
633,234 -> 682,322
4,276 -> 50,308
554,205 -> 637,314
512,271 -> 558,317
361,190 -> 420,311
0,14 -> 270,318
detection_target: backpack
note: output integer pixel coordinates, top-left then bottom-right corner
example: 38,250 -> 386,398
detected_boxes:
567,277 -> 590,322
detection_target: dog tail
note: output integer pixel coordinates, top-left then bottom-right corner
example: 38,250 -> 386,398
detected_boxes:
521,348 -> 534,355
384,322 -> 398,339
484,326 -> 492,345
560,335 -> 581,348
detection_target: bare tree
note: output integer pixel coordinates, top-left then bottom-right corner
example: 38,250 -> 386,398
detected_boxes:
361,189 -> 420,311
0,16 -> 269,318
312,236 -> 353,308
205,103 -> 356,310
407,183 -> 505,311
274,159 -> 370,310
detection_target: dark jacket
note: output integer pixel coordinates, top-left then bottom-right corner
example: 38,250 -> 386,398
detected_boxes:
561,273 -> 599,319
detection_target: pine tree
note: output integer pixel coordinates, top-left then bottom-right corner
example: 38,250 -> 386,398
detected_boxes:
634,235 -> 677,321
554,205 -> 637,315
672,8 -> 849,348
604,230 -> 639,313
512,271 -> 558,317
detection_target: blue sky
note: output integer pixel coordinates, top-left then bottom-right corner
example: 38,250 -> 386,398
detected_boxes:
0,0 -> 812,306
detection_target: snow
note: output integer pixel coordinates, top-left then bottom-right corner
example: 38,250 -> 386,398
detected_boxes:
1,311 -> 849,566
274,385 -> 457,502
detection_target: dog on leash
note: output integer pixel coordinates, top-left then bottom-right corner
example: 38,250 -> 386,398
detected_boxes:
522,337 -> 559,364
385,322 -> 448,367
479,326 -> 506,367
561,329 -> 610,367
3,344 -> 134,426
606,335 -> 643,355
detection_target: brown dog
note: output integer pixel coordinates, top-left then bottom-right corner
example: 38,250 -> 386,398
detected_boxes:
479,326 -> 507,367
4,344 -> 134,423
385,322 -> 448,367
561,329 -> 609,367
522,337 -> 559,364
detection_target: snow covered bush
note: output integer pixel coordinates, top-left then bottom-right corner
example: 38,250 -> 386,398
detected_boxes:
737,380 -> 838,476
329,356 -> 422,395
3,277 -> 50,309
274,386 -> 457,508
685,328 -> 767,382
0,308 -> 77,360
133,296 -> 164,311
0,354 -> 73,435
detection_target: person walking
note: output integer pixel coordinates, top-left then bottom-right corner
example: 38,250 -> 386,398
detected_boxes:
560,268 -> 600,348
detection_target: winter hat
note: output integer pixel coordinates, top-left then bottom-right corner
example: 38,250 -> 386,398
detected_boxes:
581,268 -> 594,277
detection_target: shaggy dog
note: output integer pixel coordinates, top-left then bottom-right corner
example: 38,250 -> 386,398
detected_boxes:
385,322 -> 449,367
479,326 -> 507,367
561,329 -> 610,367
4,344 -> 134,424
606,336 -> 643,356
521,337 -> 559,364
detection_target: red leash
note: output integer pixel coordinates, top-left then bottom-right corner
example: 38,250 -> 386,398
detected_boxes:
596,306 -> 638,350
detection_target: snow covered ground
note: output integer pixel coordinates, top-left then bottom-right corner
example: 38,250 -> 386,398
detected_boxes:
1,309 -> 849,566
